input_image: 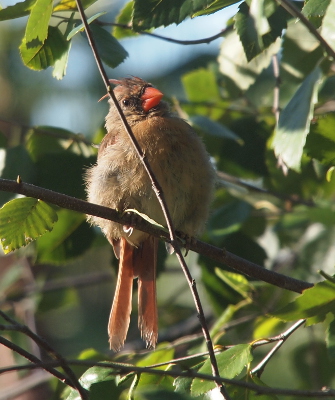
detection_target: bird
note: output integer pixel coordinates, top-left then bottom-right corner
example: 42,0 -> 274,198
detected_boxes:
85,77 -> 215,351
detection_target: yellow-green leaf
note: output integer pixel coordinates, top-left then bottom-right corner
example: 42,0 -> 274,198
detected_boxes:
0,198 -> 58,253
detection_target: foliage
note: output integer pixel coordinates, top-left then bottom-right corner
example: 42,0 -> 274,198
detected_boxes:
1,0 -> 335,399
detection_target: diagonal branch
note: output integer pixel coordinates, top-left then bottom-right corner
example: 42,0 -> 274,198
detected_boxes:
0,177 -> 312,294
251,319 -> 306,377
74,1 -> 229,398
0,311 -> 88,399
277,0 -> 335,60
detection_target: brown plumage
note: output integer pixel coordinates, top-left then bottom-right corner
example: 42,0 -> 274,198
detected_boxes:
85,77 -> 215,351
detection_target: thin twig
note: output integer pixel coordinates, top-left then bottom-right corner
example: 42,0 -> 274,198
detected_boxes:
0,177 -> 313,294
98,21 -> 233,45
251,319 -> 306,377
1,359 -> 335,397
74,1 -> 229,398
0,311 -> 88,399
277,0 -> 335,60
0,335 -> 73,387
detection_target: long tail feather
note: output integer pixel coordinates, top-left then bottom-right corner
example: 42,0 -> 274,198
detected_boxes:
108,237 -> 134,351
137,236 -> 158,348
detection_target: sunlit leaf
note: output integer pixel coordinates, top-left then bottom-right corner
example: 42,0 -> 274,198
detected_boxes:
25,0 -> 53,45
66,364 -> 121,400
272,67 -> 322,172
113,1 -> 136,39
195,0 -> 240,16
20,26 -> 69,70
182,68 -> 220,103
191,344 -> 253,395
320,0 -> 335,52
133,0 -> 213,29
53,0 -> 97,12
218,29 -> 281,90
0,198 -> 58,253
66,12 -> 106,40
0,0 -> 36,20
302,0 -> 330,17
272,280 -> 335,322
137,344 -> 174,388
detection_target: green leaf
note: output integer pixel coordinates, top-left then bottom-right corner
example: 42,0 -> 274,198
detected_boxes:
208,200 -> 252,240
218,29 -> 281,90
235,1 -> 288,61
195,0 -> 240,16
53,0 -> 97,12
326,316 -> 335,359
250,0 -> 271,37
53,15 -> 74,79
235,2 -> 263,61
113,1 -> 136,39
272,67 -> 322,172
272,280 -> 335,322
66,12 -> 106,40
66,364 -> 120,400
191,344 -> 253,395
182,68 -> 220,103
0,0 -> 36,21
89,25 -> 128,68
215,269 -> 252,299
25,0 -> 53,45
0,145 -> 35,206
132,0 -> 213,29
20,26 -> 69,71
191,116 -> 241,142
36,209 -> 94,264
136,344 -> 174,388
0,198 -> 58,253
302,0 -> 330,17
321,0 -> 335,52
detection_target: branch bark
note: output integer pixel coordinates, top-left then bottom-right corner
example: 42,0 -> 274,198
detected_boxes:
0,178 -> 312,294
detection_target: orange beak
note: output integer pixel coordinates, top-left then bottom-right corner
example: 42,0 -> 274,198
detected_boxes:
141,87 -> 163,112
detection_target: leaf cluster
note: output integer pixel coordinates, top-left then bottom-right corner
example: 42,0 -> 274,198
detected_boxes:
1,0 -> 335,399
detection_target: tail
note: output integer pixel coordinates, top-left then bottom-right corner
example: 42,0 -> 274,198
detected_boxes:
108,236 -> 158,351
137,236 -> 158,349
108,237 -> 134,351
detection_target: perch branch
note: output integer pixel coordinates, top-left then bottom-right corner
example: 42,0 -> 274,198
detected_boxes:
0,178 -> 312,295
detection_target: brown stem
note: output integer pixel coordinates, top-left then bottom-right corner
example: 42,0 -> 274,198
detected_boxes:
98,20 -> 233,45
0,177 -> 312,294
1,359 -> 335,397
0,311 -> 88,399
74,1 -> 229,398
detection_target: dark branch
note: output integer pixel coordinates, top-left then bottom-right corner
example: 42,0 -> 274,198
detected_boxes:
0,178 -> 313,294
1,359 -> 335,397
0,311 -> 88,399
98,21 -> 233,45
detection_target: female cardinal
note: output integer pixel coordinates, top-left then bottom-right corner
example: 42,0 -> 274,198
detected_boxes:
85,77 -> 215,351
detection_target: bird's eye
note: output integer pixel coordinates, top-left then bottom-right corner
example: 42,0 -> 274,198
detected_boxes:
122,99 -> 130,107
